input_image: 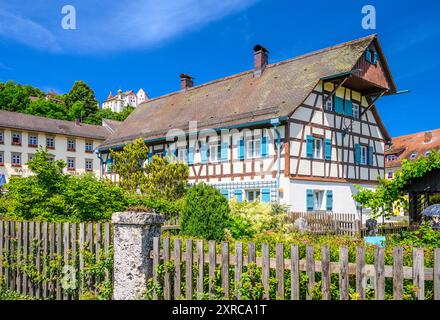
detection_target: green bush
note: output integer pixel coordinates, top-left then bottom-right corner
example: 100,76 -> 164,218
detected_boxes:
181,183 -> 230,241
227,200 -> 289,239
126,194 -> 184,215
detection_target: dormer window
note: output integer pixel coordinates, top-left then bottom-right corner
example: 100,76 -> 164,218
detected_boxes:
365,49 -> 378,65
410,152 -> 418,160
425,151 -> 431,157
387,155 -> 396,162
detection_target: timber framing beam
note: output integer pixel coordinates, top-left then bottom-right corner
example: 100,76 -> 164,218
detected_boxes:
323,76 -> 351,106
360,89 -> 388,118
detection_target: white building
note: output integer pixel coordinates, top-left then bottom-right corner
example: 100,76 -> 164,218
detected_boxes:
0,111 -> 120,186
97,35 -> 399,217
101,88 -> 149,113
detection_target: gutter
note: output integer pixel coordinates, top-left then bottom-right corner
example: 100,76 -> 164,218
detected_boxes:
96,116 -> 289,153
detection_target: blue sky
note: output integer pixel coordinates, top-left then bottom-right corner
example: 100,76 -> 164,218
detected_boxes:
0,0 -> 439,137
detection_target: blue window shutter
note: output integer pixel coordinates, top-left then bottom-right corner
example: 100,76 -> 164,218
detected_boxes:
239,139 -> 245,161
306,190 -> 314,211
345,99 -> 353,117
334,96 -> 344,114
365,50 -> 371,62
355,144 -> 361,164
174,149 -> 178,157
373,51 -> 378,64
261,188 -> 271,203
234,189 -> 243,202
326,191 -> 333,211
324,138 -> 332,161
162,149 -> 167,157
106,158 -> 112,174
261,136 -> 268,157
221,142 -> 228,162
369,146 -> 374,165
147,152 -> 153,164
306,135 -> 313,158
201,145 -> 208,164
220,189 -> 229,199
188,148 -> 194,165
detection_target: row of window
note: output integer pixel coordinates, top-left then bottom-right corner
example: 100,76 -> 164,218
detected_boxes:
306,135 -> 374,166
0,131 -> 94,152
0,152 -> 93,171
220,188 -> 271,203
386,150 -> 433,163
324,95 -> 361,118
146,136 -> 269,165
307,189 -> 333,212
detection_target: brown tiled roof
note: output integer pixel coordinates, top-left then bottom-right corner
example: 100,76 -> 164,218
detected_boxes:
102,118 -> 122,132
0,110 -> 111,140
100,35 -> 385,150
385,128 -> 440,168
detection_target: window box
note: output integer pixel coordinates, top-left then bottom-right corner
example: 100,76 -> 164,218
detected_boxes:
28,144 -> 38,148
0,141 -> 4,145
12,163 -> 22,167
0,162 -> 4,166
85,150 -> 94,154
67,167 -> 76,171
12,141 -> 22,146
85,168 -> 93,172
47,146 -> 55,150
67,148 -> 76,152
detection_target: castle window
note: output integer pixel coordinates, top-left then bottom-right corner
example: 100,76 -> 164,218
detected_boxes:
410,152 -> 417,160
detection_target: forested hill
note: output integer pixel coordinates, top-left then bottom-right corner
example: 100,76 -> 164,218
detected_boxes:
0,80 -> 133,125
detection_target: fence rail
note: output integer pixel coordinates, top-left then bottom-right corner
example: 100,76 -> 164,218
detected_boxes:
151,237 -> 440,300
288,212 -> 361,236
0,219 -> 112,300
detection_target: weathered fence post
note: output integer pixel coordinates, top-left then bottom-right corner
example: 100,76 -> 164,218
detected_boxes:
112,211 -> 165,300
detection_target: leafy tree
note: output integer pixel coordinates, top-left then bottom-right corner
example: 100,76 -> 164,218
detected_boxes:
0,81 -> 44,112
110,138 -> 149,192
354,150 -> 440,218
83,105 -> 134,125
25,99 -> 70,120
110,138 -> 189,199
0,148 -> 127,222
142,155 -> 189,200
65,81 -> 99,118
181,183 -> 230,241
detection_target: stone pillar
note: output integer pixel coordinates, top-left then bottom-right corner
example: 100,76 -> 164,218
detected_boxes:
112,211 -> 165,300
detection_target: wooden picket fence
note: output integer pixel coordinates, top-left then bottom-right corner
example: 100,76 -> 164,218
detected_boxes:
288,212 -> 361,236
0,219 -> 112,300
151,237 -> 440,300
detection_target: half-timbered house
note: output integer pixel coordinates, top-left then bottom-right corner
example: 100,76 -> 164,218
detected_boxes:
97,34 -> 398,215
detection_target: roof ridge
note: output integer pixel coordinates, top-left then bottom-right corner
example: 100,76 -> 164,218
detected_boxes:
138,34 -> 377,107
0,110 -> 105,129
392,127 -> 440,140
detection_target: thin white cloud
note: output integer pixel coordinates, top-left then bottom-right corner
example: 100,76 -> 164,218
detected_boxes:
0,62 -> 12,71
0,0 -> 258,54
0,7 -> 60,52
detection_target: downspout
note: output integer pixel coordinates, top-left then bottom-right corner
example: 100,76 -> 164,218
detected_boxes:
95,149 -> 104,178
271,118 -> 282,202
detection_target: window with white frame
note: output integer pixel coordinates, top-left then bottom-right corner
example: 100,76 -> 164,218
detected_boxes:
178,149 -> 188,163
245,190 -> 261,202
313,191 -> 324,211
46,136 -> 55,149
324,94 -> 333,111
28,154 -> 34,163
0,151 -> 4,164
67,158 -> 75,170
410,152 -> 417,159
28,134 -> 38,146
245,137 -> 262,159
360,145 -> 368,165
67,139 -> 76,151
85,159 -> 93,171
85,141 -> 93,152
387,171 -> 394,179
425,150 -> 431,157
12,132 -> 21,145
352,103 -> 360,119
313,137 -> 323,159
12,153 -> 21,166
0,130 -> 3,143
209,143 -> 220,162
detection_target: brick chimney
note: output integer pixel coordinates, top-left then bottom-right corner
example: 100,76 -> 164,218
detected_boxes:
253,44 -> 269,77
424,131 -> 433,143
180,74 -> 194,90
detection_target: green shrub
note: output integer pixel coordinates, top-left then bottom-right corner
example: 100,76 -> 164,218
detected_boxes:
181,183 -> 230,241
227,200 -> 289,239
126,194 -> 183,215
